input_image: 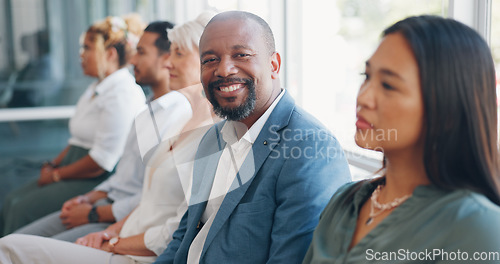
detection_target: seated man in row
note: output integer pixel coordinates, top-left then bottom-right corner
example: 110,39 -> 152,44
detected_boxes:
0,10 -> 351,264
155,11 -> 351,263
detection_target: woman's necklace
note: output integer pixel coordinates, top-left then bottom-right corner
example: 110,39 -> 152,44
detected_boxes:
365,184 -> 412,225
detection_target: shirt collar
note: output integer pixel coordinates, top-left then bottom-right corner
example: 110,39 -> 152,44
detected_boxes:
146,94 -> 155,103
94,68 -> 131,96
221,89 -> 285,145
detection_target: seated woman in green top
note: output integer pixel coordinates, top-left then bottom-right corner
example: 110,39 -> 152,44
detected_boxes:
303,15 -> 500,264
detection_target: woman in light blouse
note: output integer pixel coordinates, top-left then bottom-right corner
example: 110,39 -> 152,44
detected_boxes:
1,14 -> 146,235
303,16 -> 500,263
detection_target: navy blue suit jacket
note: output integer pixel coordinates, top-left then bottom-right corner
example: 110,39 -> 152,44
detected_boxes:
155,91 -> 351,264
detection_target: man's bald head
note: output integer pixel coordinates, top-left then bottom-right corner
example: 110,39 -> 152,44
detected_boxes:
205,11 -> 276,55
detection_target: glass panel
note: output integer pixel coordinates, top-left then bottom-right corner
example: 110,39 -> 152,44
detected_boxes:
0,0 -> 53,108
0,0 -> 8,77
0,120 -> 69,159
294,0 -> 448,167
207,0 -> 237,10
87,0 -> 107,23
155,0 -> 176,20
0,0 -> 178,110
0,119 -> 70,208
239,0 -> 270,18
285,0 -> 303,103
109,0 -> 134,16
0,0 -> 176,158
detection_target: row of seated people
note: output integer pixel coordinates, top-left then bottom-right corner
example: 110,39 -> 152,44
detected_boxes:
0,10 -> 499,264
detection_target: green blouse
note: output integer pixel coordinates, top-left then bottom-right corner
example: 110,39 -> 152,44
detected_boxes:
303,181 -> 500,263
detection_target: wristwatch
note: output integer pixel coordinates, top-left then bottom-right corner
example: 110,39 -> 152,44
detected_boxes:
109,237 -> 120,253
88,206 -> 99,223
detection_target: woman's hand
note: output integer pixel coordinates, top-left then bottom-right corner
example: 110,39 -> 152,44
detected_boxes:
75,229 -> 118,249
100,240 -> 113,252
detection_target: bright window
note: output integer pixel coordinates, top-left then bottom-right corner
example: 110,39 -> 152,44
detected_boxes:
288,0 -> 448,177
204,0 -> 448,178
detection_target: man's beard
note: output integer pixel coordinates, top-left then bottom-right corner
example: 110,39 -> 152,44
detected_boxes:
207,78 -> 256,121
134,74 -> 151,87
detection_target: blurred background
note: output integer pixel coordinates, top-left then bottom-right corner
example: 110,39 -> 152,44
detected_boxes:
0,0 -> 498,181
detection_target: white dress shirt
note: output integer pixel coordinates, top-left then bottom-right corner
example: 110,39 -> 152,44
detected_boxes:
94,91 -> 192,221
119,127 -> 205,263
187,90 -> 285,264
135,91 -> 193,161
93,121 -> 144,221
116,84 -> 216,264
68,68 -> 145,171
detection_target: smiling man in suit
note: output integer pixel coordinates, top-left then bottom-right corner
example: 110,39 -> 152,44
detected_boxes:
155,10 -> 351,264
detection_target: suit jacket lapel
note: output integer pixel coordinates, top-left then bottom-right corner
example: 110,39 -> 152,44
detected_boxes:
200,91 -> 296,259
189,123 -> 226,206
188,123 -> 226,231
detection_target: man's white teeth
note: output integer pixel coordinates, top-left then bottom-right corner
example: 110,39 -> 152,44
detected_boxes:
220,84 -> 242,92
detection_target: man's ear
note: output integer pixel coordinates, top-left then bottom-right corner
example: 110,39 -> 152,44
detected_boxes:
271,52 -> 281,79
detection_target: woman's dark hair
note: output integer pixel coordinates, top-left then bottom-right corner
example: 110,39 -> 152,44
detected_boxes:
377,15 -> 500,205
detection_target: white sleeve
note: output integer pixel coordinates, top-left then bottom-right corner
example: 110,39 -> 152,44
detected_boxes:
93,178 -> 113,193
135,91 -> 193,162
89,86 -> 144,171
143,199 -> 188,256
